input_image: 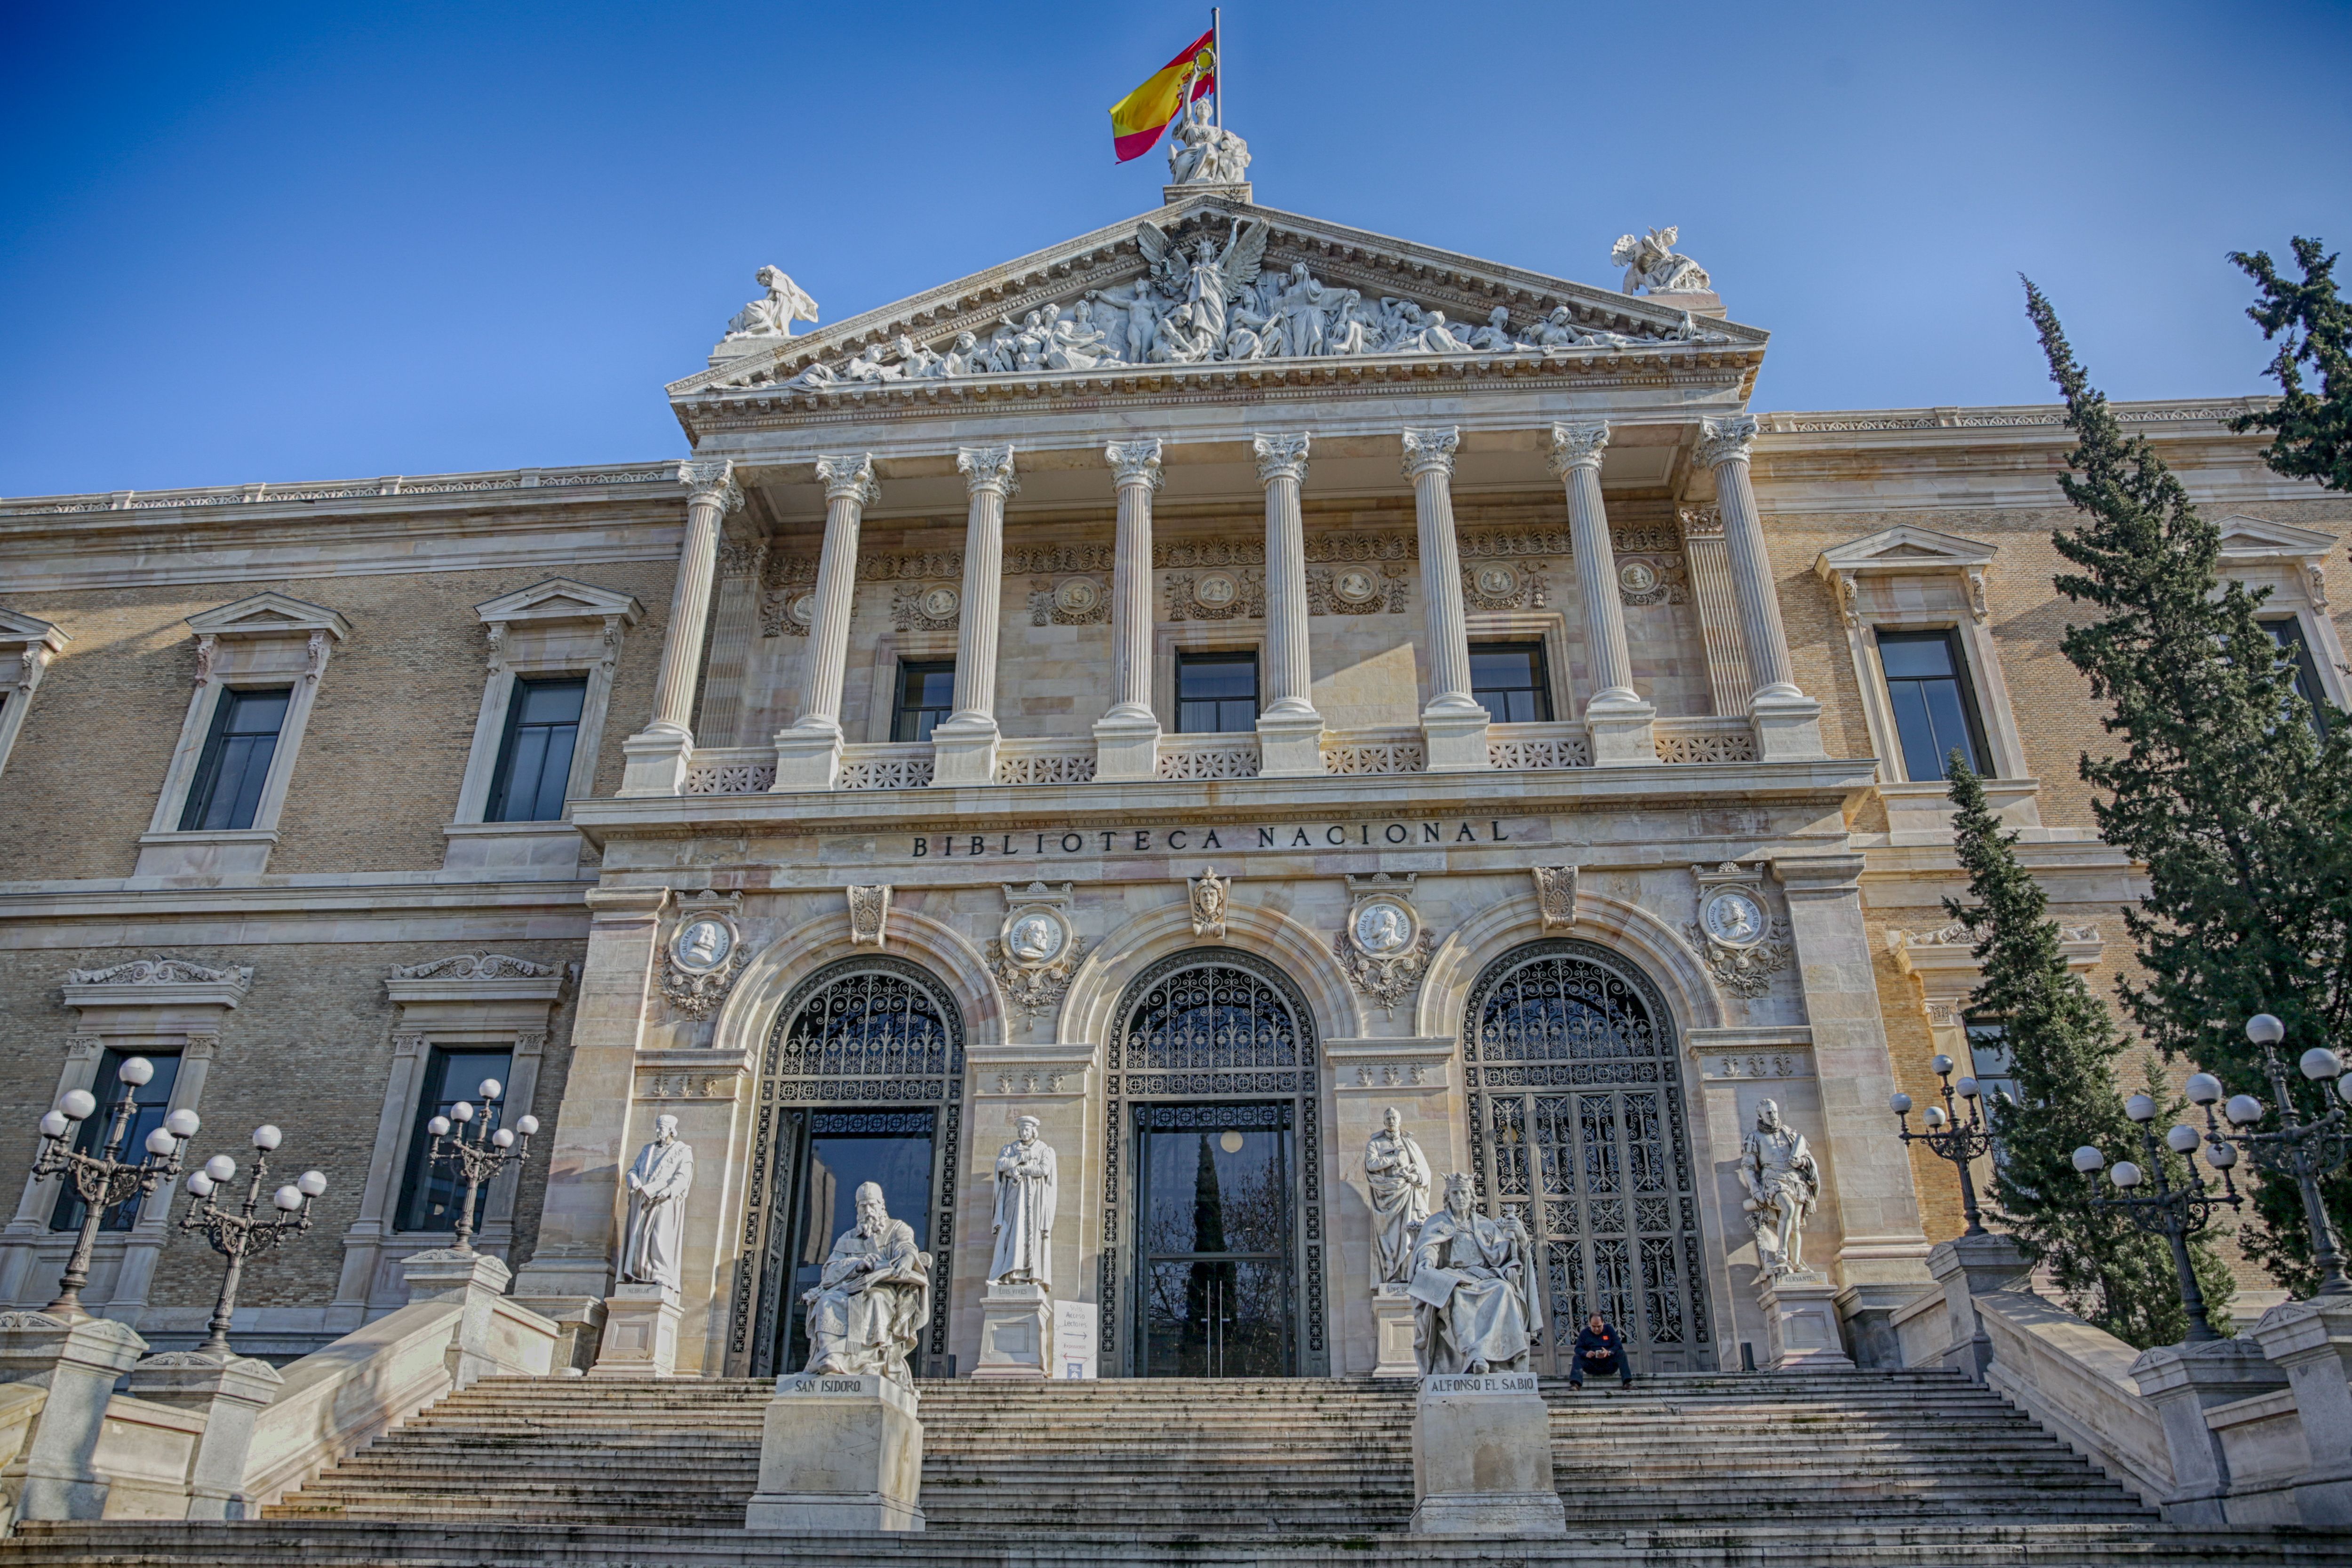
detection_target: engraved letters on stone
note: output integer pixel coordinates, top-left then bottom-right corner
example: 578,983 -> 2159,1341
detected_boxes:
846,885 -> 892,949
1685,862 -> 1792,1000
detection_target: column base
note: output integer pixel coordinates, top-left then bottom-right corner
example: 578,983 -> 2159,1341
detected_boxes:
1256,709 -> 1326,778
616,727 -> 693,798
1583,695 -> 1658,767
1750,690 -> 1826,762
1372,1283 -> 1419,1377
746,1373 -> 925,1534
770,725 -> 844,791
590,1282 -> 681,1377
1091,713 -> 1162,782
928,716 -> 1000,788
1419,705 -> 1491,773
973,1281 -> 1052,1381
1759,1273 -> 1854,1370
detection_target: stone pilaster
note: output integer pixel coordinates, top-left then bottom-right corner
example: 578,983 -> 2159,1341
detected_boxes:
932,446 -> 1015,787
695,536 -> 768,748
1093,438 -> 1165,781
1403,428 -> 1489,772
1698,416 -> 1824,760
1677,504 -> 1754,716
1252,432 -> 1323,778
1548,422 -> 1654,765
773,454 -> 878,791
619,460 -> 741,796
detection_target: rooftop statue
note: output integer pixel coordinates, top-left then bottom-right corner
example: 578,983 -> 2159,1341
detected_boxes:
724,266 -> 819,340
1167,83 -> 1251,186
1610,227 -> 1712,296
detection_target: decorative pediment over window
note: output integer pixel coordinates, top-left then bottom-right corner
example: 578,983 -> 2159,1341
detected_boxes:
186,592 -> 351,643
1813,525 -> 1998,630
2215,515 -> 2338,611
473,579 -> 644,630
0,607 -> 67,693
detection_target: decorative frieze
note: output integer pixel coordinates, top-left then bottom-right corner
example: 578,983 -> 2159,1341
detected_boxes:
890,583 -> 960,632
1306,564 -> 1410,615
388,953 -> 558,982
65,957 -> 253,988
1461,560 -> 1551,612
1029,576 -> 1110,625
1164,568 -> 1265,621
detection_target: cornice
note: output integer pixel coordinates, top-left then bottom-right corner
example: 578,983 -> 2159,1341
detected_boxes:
1755,398 -> 2271,445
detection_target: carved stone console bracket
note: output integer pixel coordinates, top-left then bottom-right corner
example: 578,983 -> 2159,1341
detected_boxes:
847,885 -> 892,949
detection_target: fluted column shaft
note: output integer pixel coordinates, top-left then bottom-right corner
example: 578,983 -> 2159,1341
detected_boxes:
1699,417 -> 1800,700
648,462 -> 740,735
1104,440 -> 1163,723
1548,423 -> 1638,705
1254,434 -> 1316,717
948,446 -> 1015,724
794,456 -> 878,733
1404,429 -> 1476,711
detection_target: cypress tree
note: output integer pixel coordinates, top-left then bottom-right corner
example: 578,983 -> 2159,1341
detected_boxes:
2024,281 -> 2352,1292
2230,238 -> 2352,493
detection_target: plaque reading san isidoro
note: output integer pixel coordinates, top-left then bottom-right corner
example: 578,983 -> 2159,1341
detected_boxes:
906,818 -> 1529,859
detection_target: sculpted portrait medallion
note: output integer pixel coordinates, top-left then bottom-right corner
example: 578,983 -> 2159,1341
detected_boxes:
1192,571 -> 1240,610
787,593 -> 816,629
1618,560 -> 1660,596
1702,889 -> 1766,948
1473,564 -> 1519,598
1332,567 -> 1381,605
1350,898 -> 1417,956
1052,577 -> 1101,616
919,586 -> 961,621
1001,908 -> 1070,967
670,915 -> 737,974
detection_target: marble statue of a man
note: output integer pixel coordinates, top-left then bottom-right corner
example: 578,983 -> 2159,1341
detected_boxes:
1364,1106 -> 1430,1284
618,1114 -> 693,1290
989,1115 -> 1058,1288
1738,1099 -> 1821,1280
803,1181 -> 932,1385
1409,1173 -> 1538,1374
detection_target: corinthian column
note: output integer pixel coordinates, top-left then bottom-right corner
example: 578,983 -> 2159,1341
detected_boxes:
931,445 -> 1016,787
619,459 -> 741,796
1548,422 -> 1655,766
1093,438 -> 1165,781
772,453 -> 878,790
1698,415 -> 1825,761
1403,428 -> 1489,772
1252,432 -> 1324,777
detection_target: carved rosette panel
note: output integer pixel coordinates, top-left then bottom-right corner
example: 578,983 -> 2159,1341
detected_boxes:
891,583 -> 961,633
1029,576 -> 1111,626
1306,564 -> 1410,616
1164,569 -> 1266,622
1461,560 -> 1551,612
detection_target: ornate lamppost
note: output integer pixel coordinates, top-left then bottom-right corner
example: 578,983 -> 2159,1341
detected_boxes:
29,1056 -> 199,1316
178,1124 -> 328,1357
422,1077 -> 537,1254
2184,1012 -> 2351,1299
2071,1089 -> 2243,1343
1890,1053 -> 2001,1237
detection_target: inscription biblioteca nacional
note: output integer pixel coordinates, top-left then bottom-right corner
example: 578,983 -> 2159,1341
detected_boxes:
909,819 -> 1519,858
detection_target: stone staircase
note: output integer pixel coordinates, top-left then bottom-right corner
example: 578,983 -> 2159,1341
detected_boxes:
8,1369 -> 2351,1565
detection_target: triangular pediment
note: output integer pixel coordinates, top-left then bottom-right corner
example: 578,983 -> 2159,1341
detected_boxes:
186,591 -> 350,641
1815,524 -> 1997,578
668,193 -> 1769,406
0,607 -> 67,652
474,578 -> 644,627
2214,514 -> 2339,561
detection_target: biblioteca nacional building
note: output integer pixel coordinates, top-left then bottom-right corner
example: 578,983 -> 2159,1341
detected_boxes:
2,141 -> 2351,1559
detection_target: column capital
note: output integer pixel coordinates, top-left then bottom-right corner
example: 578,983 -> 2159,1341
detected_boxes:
678,458 -> 743,514
1676,503 -> 1723,539
814,454 -> 880,507
956,444 -> 1019,499
1545,422 -> 1610,476
1252,431 -> 1311,486
1400,426 -> 1460,479
1697,414 -> 1759,469
1105,438 -> 1165,492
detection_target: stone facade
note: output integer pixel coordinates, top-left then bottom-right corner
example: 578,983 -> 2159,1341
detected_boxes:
0,188 -> 2343,1380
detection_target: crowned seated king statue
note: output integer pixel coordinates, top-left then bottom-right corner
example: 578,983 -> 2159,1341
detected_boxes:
1408,1172 -> 1538,1375
802,1180 -> 932,1386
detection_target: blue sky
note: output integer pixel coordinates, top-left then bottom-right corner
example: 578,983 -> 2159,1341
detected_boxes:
4,1 -> 2347,496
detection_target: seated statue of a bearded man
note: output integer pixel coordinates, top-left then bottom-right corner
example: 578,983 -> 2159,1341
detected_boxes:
802,1181 -> 932,1386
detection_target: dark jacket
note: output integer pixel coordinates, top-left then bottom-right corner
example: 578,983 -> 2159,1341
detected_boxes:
1574,1324 -> 1626,1363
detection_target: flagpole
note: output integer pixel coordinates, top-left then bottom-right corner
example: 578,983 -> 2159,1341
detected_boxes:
1212,7 -> 1223,132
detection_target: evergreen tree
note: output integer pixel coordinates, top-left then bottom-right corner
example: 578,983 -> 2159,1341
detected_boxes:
1943,757 -> 2216,1345
2024,281 -> 2352,1292
2230,239 -> 2352,493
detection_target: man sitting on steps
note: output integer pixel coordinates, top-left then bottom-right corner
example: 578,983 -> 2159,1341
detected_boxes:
1569,1311 -> 1633,1390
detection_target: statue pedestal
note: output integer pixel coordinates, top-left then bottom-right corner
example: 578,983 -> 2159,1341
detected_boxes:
1409,1372 -> 1567,1536
590,1282 -> 681,1377
1759,1272 -> 1854,1371
1371,1284 -> 1419,1378
745,1372 -> 925,1533
972,1281 -> 1052,1382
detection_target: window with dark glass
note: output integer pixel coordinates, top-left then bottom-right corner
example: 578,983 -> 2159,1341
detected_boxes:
1875,630 -> 1988,781
51,1050 -> 182,1232
1175,652 -> 1259,733
486,675 -> 587,822
394,1045 -> 515,1232
179,686 -> 291,830
2265,618 -> 2332,739
1965,1015 -> 2019,1105
890,661 -> 956,742
1469,642 -> 1553,724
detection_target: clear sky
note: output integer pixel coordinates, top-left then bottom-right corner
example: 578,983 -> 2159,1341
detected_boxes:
4,1 -> 2347,496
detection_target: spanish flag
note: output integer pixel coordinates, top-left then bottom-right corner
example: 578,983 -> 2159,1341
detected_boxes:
1108,28 -> 1216,163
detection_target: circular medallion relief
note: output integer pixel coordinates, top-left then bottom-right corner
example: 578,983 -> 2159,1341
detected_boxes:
1053,577 -> 1102,615
1350,898 -> 1417,956
1618,560 -> 1660,595
1332,567 -> 1381,605
670,916 -> 736,974
1192,572 -> 1240,609
1001,908 -> 1069,967
1473,564 -> 1519,598
1702,889 -> 1766,948
787,592 -> 816,628
919,586 -> 960,621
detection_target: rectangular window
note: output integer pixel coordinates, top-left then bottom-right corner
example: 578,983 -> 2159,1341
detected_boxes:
179,686 -> 291,830
394,1046 -> 515,1233
51,1051 -> 182,1233
486,675 -> 588,822
1964,1015 -> 2019,1105
890,661 -> 956,743
1175,652 -> 1259,734
1875,630 -> 1988,781
1469,642 -> 1554,724
2265,618 -> 2331,739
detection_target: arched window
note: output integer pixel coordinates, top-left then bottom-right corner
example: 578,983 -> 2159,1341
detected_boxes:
1117,956 -> 1304,1074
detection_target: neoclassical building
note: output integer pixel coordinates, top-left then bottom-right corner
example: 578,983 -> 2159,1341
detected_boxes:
0,170 -> 2343,1385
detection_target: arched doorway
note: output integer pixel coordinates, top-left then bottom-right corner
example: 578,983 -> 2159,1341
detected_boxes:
1102,949 -> 1329,1378
727,957 -> 964,1378
1462,939 -> 1716,1374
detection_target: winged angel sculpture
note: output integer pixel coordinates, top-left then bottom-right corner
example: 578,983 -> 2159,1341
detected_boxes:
749,220 -> 1728,392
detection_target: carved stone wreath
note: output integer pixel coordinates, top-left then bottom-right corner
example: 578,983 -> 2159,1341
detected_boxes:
661,942 -> 746,1019
987,933 -> 1087,1022
1029,576 -> 1111,626
1461,560 -> 1551,612
1684,923 -> 1794,999
891,583 -> 960,632
1334,929 -> 1435,1017
1164,569 -> 1265,621
1307,564 -> 1410,615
